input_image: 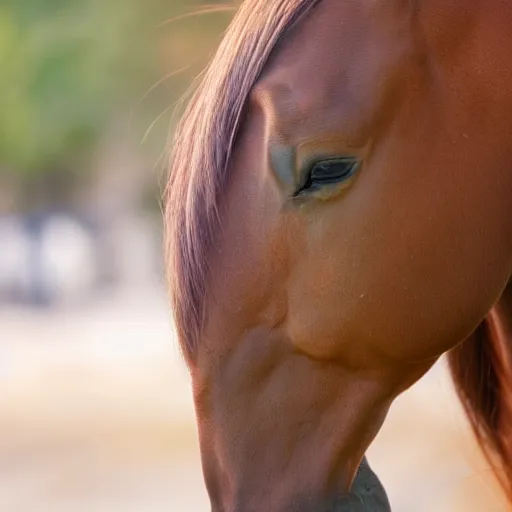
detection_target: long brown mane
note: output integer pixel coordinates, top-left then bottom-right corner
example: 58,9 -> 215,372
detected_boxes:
164,0 -> 320,362
448,284 -> 512,502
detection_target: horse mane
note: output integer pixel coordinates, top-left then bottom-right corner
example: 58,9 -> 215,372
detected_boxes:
164,0 -> 321,362
448,282 -> 512,503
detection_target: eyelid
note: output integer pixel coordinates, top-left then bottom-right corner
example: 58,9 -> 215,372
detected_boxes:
297,153 -> 334,175
298,155 -> 358,183
294,157 -> 360,197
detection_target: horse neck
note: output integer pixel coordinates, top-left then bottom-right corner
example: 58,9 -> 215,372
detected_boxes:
190,328 -> 400,512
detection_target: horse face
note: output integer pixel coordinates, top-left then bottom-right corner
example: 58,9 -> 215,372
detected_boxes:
207,0 -> 512,372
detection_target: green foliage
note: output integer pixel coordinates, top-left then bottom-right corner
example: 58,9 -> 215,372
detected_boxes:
0,0 -> 234,183
0,0 -> 158,175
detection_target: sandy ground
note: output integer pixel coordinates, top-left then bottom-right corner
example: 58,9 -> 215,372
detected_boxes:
0,287 -> 509,511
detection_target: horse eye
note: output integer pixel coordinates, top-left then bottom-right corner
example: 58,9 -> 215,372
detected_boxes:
294,157 -> 359,196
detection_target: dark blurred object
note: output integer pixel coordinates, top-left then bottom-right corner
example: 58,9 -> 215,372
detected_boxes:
0,212 -> 97,306
0,210 -> 162,306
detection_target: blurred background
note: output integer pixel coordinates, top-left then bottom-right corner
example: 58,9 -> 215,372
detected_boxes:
0,1 -> 508,510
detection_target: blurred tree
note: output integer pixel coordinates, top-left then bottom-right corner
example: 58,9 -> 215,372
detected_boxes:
0,0 -> 163,179
0,0 -> 234,210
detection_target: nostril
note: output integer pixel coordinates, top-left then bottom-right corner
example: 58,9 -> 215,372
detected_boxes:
347,456 -> 392,512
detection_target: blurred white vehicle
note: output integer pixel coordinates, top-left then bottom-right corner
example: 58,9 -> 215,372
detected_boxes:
39,214 -> 98,305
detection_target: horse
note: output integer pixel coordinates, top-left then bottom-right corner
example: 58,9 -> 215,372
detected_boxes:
164,0 -> 512,509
